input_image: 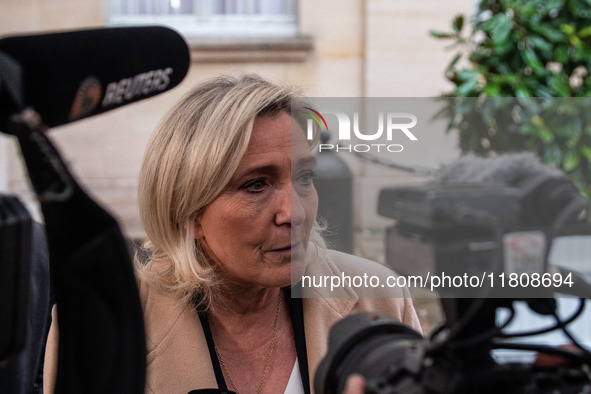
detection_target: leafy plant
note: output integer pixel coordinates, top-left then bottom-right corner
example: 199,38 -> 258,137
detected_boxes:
431,0 -> 591,197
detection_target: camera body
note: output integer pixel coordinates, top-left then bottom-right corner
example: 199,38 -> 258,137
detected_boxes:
315,177 -> 591,393
315,312 -> 591,394
0,195 -> 32,364
380,181 -> 588,299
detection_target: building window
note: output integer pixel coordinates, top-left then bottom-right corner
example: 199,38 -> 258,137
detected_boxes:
106,0 -> 299,37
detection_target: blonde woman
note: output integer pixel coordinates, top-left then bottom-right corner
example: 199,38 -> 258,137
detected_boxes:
137,74 -> 421,393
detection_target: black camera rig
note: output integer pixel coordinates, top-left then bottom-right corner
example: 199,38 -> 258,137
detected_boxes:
316,156 -> 591,393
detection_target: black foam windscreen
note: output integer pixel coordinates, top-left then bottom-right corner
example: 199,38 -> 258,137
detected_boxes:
0,25 -> 190,129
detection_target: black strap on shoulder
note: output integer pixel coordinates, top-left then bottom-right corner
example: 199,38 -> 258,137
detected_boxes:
196,287 -> 310,394
197,311 -> 228,390
286,286 -> 311,394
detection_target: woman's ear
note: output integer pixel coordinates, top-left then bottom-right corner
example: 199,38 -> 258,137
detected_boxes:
193,218 -> 204,240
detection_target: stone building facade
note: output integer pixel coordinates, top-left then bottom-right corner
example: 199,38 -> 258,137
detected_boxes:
0,0 -> 470,260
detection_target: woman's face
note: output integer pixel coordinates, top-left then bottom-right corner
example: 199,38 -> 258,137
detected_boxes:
194,111 -> 318,290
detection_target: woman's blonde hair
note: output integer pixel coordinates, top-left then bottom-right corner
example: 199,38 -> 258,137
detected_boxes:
137,74 -> 324,309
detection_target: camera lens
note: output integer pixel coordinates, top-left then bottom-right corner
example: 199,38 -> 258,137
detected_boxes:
315,312 -> 423,394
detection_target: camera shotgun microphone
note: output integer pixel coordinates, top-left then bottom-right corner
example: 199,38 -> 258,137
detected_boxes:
434,152 -> 587,227
0,25 -> 190,132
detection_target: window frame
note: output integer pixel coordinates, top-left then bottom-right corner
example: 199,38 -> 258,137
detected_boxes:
106,0 -> 300,38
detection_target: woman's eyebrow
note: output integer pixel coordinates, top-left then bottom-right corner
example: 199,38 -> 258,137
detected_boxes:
294,156 -> 317,168
232,156 -> 317,183
234,165 -> 280,180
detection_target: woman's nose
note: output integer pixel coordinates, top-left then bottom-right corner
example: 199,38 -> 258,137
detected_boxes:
274,184 -> 306,227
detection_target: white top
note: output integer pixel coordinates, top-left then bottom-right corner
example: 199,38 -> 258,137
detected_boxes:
283,358 -> 305,393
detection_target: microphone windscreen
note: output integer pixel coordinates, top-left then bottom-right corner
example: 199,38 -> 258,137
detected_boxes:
434,152 -> 586,226
434,152 -> 563,186
0,26 -> 190,128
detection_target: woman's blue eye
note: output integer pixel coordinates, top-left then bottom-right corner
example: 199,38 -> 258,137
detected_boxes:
242,179 -> 268,192
297,171 -> 316,186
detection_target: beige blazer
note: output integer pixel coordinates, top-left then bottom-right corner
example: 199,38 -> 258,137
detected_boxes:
141,250 -> 422,393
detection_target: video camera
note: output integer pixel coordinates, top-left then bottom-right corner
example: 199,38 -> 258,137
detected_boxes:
315,153 -> 591,393
0,26 -> 190,392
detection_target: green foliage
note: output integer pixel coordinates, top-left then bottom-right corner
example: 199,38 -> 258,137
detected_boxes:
431,0 -> 591,197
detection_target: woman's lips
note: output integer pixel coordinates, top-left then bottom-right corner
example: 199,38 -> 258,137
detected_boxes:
269,241 -> 303,255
